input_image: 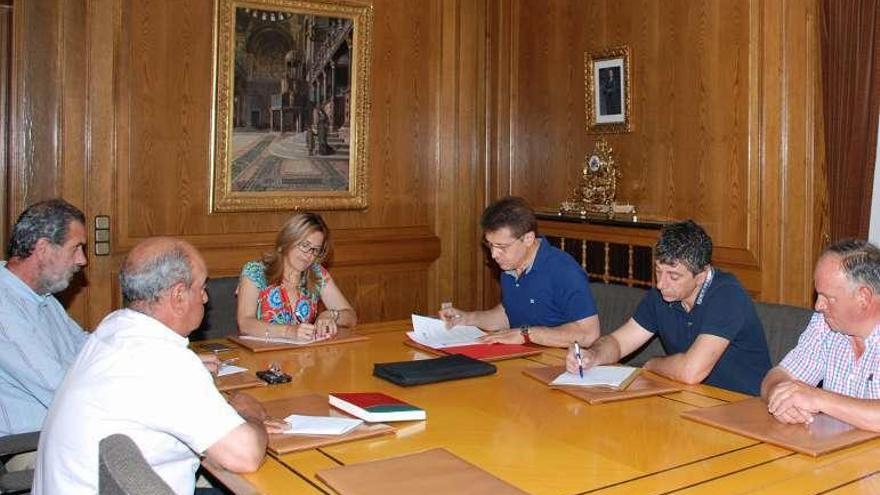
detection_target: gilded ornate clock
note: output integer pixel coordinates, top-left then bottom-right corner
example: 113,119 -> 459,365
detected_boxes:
560,137 -> 621,217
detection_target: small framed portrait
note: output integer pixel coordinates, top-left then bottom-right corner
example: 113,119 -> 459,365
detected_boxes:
584,46 -> 631,134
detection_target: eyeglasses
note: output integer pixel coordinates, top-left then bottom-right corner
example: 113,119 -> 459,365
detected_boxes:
295,241 -> 325,257
482,235 -> 524,253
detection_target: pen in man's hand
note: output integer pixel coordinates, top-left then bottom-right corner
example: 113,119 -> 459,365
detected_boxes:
441,301 -> 462,321
574,341 -> 584,379
220,357 -> 239,366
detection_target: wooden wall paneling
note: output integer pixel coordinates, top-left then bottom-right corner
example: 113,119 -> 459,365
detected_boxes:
429,0 -> 488,315
83,0 -> 122,327
8,0 -> 93,322
481,0 -> 515,308
119,0 -> 216,244
55,0 -> 89,320
756,0 -> 827,306
332,261 -> 430,324
0,0 -> 11,252
9,0 -> 64,213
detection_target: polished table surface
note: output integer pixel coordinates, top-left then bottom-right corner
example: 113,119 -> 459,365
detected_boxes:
205,321 -> 880,495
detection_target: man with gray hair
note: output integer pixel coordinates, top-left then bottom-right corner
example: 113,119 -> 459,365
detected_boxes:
34,237 -> 282,494
566,220 -> 771,395
763,239 -> 880,431
0,198 -> 89,435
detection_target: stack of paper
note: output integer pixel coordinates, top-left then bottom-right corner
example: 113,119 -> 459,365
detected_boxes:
238,334 -> 331,346
283,414 -> 364,436
217,364 -> 248,377
407,314 -> 485,349
550,365 -> 639,390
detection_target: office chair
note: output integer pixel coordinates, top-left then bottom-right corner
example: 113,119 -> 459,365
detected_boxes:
98,434 -> 174,495
190,277 -> 240,341
0,431 -> 39,494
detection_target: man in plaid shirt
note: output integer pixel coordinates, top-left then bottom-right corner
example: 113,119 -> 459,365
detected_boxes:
762,239 -> 880,431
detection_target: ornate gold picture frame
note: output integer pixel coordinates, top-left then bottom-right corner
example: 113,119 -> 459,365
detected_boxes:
585,46 -> 631,134
211,0 -> 373,212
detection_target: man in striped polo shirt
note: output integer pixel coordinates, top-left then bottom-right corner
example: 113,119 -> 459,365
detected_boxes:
763,239 -> 880,431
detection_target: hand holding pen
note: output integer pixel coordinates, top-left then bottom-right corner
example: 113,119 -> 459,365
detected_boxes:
566,343 -> 596,376
573,341 -> 584,378
197,353 -> 227,375
439,302 -> 466,329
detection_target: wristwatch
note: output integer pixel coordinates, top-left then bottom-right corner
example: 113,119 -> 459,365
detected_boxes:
520,325 -> 532,345
330,309 -> 340,322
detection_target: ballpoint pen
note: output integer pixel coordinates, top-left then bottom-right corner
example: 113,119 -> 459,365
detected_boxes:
441,301 -> 461,319
220,357 -> 239,366
574,341 -> 584,379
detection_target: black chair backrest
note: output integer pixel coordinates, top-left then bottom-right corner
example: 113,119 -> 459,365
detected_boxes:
190,276 -> 240,341
589,283 -> 665,366
755,302 -> 814,365
98,434 -> 174,495
0,430 -> 40,495
589,282 -> 645,334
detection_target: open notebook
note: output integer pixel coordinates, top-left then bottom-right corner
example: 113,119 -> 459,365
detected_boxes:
550,365 -> 640,390
523,365 -> 681,405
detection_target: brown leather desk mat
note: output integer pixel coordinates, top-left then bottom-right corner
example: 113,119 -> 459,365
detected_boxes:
681,396 -> 880,456
523,365 -> 681,404
214,372 -> 266,392
261,394 -> 395,455
316,448 -> 529,495
229,327 -> 368,352
403,338 -> 542,362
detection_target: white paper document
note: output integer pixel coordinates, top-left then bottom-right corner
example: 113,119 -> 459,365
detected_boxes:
407,314 -> 486,349
283,414 -> 363,436
551,365 -> 639,389
217,364 -> 248,377
239,334 -> 331,346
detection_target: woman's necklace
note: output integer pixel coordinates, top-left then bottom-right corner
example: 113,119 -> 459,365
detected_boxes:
282,270 -> 302,295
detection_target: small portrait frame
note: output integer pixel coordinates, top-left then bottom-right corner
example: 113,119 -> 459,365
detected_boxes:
584,46 -> 632,134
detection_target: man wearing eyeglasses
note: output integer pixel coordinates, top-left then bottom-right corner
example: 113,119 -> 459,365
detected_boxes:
439,196 -> 600,348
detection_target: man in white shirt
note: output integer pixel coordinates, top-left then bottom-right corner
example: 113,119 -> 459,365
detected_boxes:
33,237 -> 280,494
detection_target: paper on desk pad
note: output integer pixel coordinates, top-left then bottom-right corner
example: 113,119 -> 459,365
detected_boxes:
283,414 -> 363,436
551,365 -> 638,388
407,314 -> 486,349
238,334 -> 331,345
217,364 -> 247,377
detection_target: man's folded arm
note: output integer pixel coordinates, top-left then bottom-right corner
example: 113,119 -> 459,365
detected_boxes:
644,333 -> 729,384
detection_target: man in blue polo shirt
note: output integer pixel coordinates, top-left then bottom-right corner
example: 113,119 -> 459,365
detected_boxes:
439,196 -> 599,347
565,220 -> 771,395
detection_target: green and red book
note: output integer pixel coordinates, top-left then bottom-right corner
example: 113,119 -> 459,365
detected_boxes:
329,392 -> 426,422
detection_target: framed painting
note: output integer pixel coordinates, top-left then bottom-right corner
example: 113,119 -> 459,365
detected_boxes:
584,46 -> 631,134
211,0 -> 373,212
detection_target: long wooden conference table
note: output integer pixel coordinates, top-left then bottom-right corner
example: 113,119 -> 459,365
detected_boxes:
201,321 -> 880,495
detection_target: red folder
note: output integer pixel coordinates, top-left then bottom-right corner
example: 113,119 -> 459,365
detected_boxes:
404,338 -> 541,362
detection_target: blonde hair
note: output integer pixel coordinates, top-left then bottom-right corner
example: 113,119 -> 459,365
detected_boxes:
262,212 -> 331,296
